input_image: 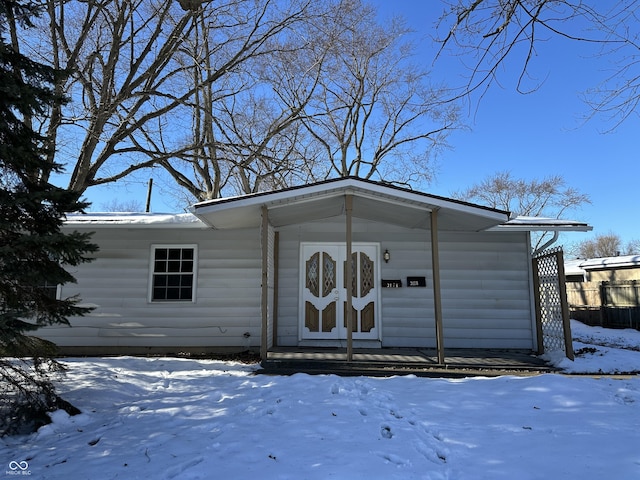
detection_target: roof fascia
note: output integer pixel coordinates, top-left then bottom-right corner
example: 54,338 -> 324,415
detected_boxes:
488,223 -> 593,232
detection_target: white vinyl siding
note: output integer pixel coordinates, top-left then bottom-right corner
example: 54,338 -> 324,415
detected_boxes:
39,212 -> 536,353
38,227 -> 263,350
277,217 -> 534,349
438,232 -> 533,349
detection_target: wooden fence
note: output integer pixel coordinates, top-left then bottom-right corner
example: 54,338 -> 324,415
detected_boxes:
566,280 -> 640,329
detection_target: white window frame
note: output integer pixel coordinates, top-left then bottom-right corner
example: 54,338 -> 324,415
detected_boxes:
42,281 -> 61,300
149,244 -> 198,303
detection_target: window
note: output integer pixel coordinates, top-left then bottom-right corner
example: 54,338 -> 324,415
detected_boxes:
42,281 -> 60,300
150,245 -> 197,302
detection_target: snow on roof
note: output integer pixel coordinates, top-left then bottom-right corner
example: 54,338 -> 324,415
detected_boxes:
64,212 -> 205,228
488,216 -> 592,232
564,259 -> 587,276
578,255 -> 640,270
63,211 -> 593,233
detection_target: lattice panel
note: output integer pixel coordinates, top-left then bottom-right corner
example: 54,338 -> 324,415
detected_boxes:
533,247 -> 568,354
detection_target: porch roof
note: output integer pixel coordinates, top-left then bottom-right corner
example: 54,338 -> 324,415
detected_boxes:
192,177 -> 511,232
488,216 -> 592,232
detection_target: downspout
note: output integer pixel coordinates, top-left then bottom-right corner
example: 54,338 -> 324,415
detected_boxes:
532,231 -> 559,256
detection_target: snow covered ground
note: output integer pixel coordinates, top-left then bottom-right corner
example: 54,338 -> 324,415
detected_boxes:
2,320 -> 639,479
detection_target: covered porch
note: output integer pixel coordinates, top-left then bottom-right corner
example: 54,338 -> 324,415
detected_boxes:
192,177 -> 591,368
194,177 -> 514,364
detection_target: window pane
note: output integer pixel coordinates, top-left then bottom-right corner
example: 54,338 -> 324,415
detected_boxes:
154,260 -> 166,273
168,249 -> 181,260
166,287 -> 180,299
153,275 -> 168,287
153,287 -> 166,300
182,261 -> 193,273
182,249 -> 194,260
41,281 -> 58,300
167,260 -> 181,273
155,249 -> 168,260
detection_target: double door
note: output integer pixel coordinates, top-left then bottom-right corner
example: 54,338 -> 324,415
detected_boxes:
300,243 -> 380,341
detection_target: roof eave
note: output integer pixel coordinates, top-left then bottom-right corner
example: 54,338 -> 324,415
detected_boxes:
488,217 -> 593,232
191,177 -> 510,230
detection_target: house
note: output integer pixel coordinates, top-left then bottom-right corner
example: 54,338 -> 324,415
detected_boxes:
564,259 -> 588,283
565,255 -> 640,329
37,177 -> 591,360
568,255 -> 640,283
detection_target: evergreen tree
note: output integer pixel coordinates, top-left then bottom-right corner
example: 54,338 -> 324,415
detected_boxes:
0,0 -> 97,435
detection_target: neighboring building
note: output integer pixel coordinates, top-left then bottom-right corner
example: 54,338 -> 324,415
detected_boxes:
574,255 -> 640,282
37,177 -> 591,358
564,259 -> 587,283
565,255 -> 640,329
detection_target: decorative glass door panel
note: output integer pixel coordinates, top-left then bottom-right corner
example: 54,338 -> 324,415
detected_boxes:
301,243 -> 379,341
303,247 -> 340,337
343,251 -> 377,336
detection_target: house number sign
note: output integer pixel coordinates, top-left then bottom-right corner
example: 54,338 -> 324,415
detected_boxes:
381,279 -> 402,288
407,276 -> 426,287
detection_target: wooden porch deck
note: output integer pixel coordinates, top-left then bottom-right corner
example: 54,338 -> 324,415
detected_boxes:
259,347 -> 557,378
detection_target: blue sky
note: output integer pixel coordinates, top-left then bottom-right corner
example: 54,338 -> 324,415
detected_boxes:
79,1 -> 638,249
371,1 -> 638,249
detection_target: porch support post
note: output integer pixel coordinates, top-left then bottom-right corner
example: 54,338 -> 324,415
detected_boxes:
345,194 -> 354,362
272,231 -> 279,348
430,208 -> 445,365
260,205 -> 269,361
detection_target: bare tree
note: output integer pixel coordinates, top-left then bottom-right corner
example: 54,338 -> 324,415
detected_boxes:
28,0 -> 200,192
15,0 -> 460,203
100,198 -> 144,212
627,239 -> 640,255
574,233 -> 640,258
158,0 -> 459,200
454,171 -> 589,216
436,1 -> 640,128
575,233 -> 621,259
160,0 -> 328,201
17,0 -> 328,198
303,0 -> 459,186
453,171 -> 590,250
